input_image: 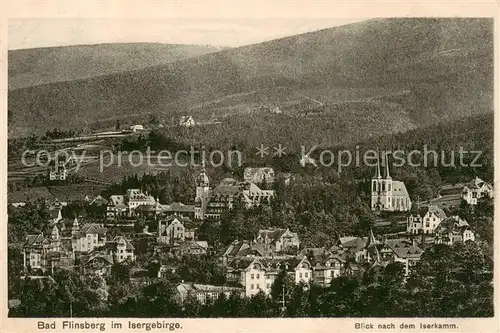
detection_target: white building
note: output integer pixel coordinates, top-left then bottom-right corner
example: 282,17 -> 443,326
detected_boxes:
129,124 -> 144,132
176,283 -> 244,305
226,257 -> 312,297
371,153 -> 411,212
157,217 -> 187,244
106,189 -> 156,217
71,218 -> 107,253
407,205 -> 447,234
49,160 -> 68,181
194,162 -> 274,220
179,116 -> 196,127
254,228 -> 300,253
462,177 -> 493,205
434,216 -> 476,245
110,236 -> 136,262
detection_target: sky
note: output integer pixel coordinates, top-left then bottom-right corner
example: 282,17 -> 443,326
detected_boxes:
8,18 -> 365,50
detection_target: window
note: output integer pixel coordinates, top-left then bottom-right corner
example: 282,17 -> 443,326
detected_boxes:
299,273 -> 303,278
256,284 -> 260,289
267,283 -> 270,289
256,274 -> 260,279
251,274 -> 254,279
250,284 -> 254,289
305,272 -> 308,278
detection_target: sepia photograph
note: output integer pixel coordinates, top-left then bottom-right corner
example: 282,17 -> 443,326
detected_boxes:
5,10 -> 495,325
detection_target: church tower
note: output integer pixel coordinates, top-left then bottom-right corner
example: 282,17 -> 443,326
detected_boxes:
380,153 -> 393,210
71,216 -> 80,252
371,150 -> 383,210
51,224 -> 61,252
371,152 -> 393,211
195,159 -> 210,220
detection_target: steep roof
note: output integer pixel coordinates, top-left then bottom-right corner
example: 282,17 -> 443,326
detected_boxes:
79,223 -> 107,235
227,257 -> 259,270
257,228 -> 292,243
81,253 -> 114,266
436,216 -> 471,233
178,283 -> 242,293
24,234 -> 45,247
415,205 -> 447,220
109,195 -> 126,207
114,236 -> 135,250
387,240 -> 424,259
392,180 -> 410,197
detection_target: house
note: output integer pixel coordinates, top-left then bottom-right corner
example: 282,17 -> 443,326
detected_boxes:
407,205 -> 447,234
226,258 -> 270,297
157,217 -> 187,245
89,195 -> 108,206
381,239 -> 424,276
434,216 -> 475,245
71,218 -> 107,253
177,240 -> 209,256
194,162 -> 274,220
311,255 -> 345,287
176,283 -> 244,305
284,256 -> 313,285
80,253 -> 113,276
243,167 -> 275,184
23,225 -> 74,273
179,116 -> 196,127
461,177 -> 493,205
157,264 -> 178,278
330,236 -> 367,263
371,153 -> 411,212
241,182 -> 274,208
126,189 -> 156,215
107,236 -> 136,262
218,240 -> 267,265
106,195 -> 128,218
106,189 -> 156,217
254,228 -> 300,254
226,256 -> 312,297
49,160 -> 68,181
23,233 -> 54,272
129,124 -> 144,132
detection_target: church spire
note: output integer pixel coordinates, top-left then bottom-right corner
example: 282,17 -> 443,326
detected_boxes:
72,216 -> 79,228
384,153 -> 391,179
375,148 -> 381,179
366,228 -> 378,248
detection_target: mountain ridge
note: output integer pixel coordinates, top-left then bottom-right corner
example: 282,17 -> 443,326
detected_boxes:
8,18 -> 493,140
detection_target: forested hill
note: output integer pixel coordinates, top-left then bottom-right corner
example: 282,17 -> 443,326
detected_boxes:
8,43 -> 220,90
9,18 -> 493,138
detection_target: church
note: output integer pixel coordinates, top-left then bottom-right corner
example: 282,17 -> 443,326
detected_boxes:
371,153 -> 411,212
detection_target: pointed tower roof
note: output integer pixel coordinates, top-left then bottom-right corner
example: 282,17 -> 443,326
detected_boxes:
197,158 -> 209,186
374,149 -> 382,179
366,229 -> 378,248
384,153 -> 391,179
73,216 -> 79,227
51,224 -> 60,239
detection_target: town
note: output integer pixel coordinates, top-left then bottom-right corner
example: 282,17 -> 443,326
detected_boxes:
7,17 -> 494,319
8,155 -> 494,317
